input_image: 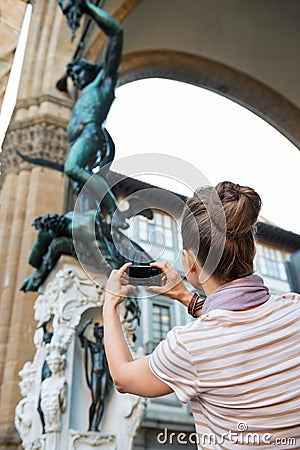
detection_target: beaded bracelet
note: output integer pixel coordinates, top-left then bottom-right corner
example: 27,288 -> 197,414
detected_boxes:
187,292 -> 205,318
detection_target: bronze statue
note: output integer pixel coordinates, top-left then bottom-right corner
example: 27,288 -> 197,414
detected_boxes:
37,320 -> 54,434
21,208 -> 153,292
57,0 -> 86,41
18,0 -> 126,228
77,319 -> 112,431
19,0 -> 154,292
124,298 -> 141,343
124,298 -> 141,326
58,0 -> 126,228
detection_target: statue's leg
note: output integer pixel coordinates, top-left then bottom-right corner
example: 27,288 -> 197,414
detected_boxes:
88,402 -> 97,431
94,376 -> 106,431
64,128 -> 116,209
28,231 -> 53,268
88,373 -> 99,431
65,126 -> 128,228
21,237 -> 75,291
37,395 -> 46,434
95,402 -> 104,431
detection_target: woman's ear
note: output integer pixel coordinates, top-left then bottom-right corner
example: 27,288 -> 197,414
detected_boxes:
182,249 -> 204,290
182,249 -> 197,273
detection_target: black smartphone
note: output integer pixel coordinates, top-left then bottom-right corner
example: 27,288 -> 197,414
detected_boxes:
127,265 -> 163,286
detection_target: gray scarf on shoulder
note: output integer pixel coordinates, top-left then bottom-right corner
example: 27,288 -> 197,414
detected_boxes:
202,274 -> 270,315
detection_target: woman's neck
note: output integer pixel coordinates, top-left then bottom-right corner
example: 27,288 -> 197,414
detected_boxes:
201,277 -> 224,297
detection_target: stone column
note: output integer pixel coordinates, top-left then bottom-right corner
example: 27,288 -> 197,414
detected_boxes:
0,1 -> 75,447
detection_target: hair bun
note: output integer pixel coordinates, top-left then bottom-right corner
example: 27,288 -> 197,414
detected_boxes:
216,181 -> 261,238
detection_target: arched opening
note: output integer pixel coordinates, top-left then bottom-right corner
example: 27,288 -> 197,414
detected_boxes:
119,50 -> 300,150
106,56 -> 300,234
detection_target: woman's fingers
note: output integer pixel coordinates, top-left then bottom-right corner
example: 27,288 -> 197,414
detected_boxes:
125,284 -> 136,294
150,261 -> 169,271
146,285 -> 163,293
161,273 -> 167,286
117,262 -> 132,275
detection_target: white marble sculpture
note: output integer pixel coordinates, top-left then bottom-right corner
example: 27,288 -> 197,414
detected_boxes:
16,257 -> 147,450
15,362 -> 36,448
41,343 -> 67,432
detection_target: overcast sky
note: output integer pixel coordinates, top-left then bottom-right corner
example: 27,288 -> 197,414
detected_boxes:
106,78 -> 300,235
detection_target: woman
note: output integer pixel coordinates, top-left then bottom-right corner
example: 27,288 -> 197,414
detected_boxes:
103,181 -> 300,449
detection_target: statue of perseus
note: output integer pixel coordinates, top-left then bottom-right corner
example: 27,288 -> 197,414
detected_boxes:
17,0 -> 154,292
18,0 -> 126,227
57,0 -> 127,228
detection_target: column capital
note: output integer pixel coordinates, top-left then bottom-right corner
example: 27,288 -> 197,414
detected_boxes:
1,94 -> 72,181
1,117 -> 68,180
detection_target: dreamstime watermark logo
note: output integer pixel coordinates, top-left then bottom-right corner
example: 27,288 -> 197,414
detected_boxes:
71,153 -> 227,297
156,423 -> 298,446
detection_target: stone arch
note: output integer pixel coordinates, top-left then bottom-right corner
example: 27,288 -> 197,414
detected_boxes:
119,49 -> 300,150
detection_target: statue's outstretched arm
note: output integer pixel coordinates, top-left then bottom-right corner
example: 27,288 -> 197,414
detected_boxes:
85,1 -> 123,79
77,318 -> 93,345
85,1 -> 122,37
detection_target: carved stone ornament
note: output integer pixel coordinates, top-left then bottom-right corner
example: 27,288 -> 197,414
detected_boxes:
69,430 -> 116,449
40,342 -> 67,434
30,436 -> 46,450
16,257 -> 147,450
33,257 -> 105,332
123,395 -> 147,448
1,120 -> 68,178
16,257 -> 105,449
15,362 -> 37,449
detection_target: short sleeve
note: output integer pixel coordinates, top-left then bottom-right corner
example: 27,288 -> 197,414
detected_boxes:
282,292 -> 300,302
149,327 -> 200,403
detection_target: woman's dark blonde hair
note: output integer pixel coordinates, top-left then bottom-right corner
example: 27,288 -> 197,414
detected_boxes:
181,181 -> 262,283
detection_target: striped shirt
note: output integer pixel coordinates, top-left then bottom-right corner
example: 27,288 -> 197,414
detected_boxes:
149,294 -> 300,449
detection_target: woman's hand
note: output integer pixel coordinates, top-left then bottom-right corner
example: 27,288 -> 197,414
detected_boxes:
105,262 -> 135,307
146,262 -> 192,307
